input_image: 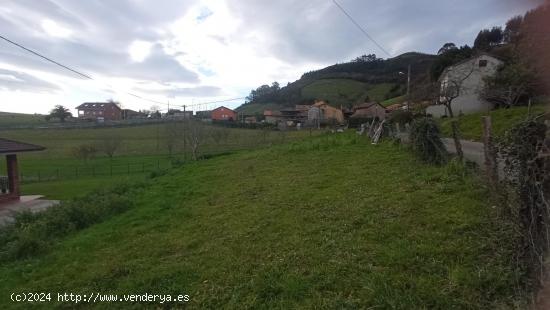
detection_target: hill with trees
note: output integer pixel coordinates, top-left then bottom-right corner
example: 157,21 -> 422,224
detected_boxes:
236,52 -> 437,115
238,1 -> 550,116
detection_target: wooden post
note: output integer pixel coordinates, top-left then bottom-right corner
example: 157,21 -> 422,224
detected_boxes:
482,116 -> 498,190
6,154 -> 20,198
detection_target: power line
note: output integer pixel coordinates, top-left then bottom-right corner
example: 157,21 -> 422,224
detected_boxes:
0,35 -> 93,80
331,0 -> 392,58
0,34 -> 167,106
177,97 -> 247,110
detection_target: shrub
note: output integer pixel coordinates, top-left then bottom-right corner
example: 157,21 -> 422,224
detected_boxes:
348,117 -> 374,128
388,110 -> 413,125
71,144 -> 97,163
497,120 -> 549,285
409,118 -> 448,165
0,183 -> 143,261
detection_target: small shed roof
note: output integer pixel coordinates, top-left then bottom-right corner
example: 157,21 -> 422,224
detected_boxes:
353,102 -> 385,111
0,138 -> 45,154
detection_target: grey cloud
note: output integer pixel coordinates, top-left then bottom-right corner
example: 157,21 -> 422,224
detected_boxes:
0,0 -> 199,83
226,0 -> 543,64
0,69 -> 60,93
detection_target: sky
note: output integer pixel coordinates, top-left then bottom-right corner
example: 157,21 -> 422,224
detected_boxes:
0,0 -> 543,115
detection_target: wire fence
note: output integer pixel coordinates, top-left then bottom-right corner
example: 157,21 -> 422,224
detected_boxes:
17,159 -> 173,184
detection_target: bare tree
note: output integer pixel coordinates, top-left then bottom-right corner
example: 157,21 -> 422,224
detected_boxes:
100,136 -> 122,159
71,144 -> 97,164
437,62 -> 476,160
165,121 -> 183,157
185,121 -> 208,160
481,61 -> 537,108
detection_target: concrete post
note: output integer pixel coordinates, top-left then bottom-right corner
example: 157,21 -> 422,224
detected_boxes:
482,116 -> 498,190
6,154 -> 20,198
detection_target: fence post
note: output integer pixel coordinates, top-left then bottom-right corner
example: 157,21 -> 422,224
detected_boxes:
482,116 -> 498,191
38,170 -> 41,182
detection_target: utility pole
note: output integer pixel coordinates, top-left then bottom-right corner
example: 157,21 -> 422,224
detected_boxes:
183,104 -> 187,161
406,64 -> 411,111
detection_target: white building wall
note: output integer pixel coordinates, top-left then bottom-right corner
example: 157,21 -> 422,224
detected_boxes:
427,54 -> 502,117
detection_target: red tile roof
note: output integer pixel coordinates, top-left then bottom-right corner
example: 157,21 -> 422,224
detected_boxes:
0,138 -> 45,154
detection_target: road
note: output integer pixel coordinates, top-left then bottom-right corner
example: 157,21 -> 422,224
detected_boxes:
397,133 -> 486,168
442,138 -> 484,167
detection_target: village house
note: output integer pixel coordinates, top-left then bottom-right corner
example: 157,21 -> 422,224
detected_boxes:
426,53 -> 503,117
350,102 -> 387,120
264,110 -> 282,124
211,106 -> 237,121
122,109 -> 147,120
195,110 -> 212,120
307,100 -> 345,125
244,116 -> 257,124
279,105 -> 309,126
76,102 -> 122,121
165,109 -> 193,119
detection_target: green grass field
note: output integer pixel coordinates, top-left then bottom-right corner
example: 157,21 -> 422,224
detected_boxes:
0,122 -> 312,158
21,175 -> 148,200
0,112 -> 49,128
0,134 -> 521,309
439,104 -> 547,141
0,123 -> 319,199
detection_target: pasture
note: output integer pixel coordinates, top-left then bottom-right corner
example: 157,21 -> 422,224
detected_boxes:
0,122 -> 319,199
0,133 -> 521,309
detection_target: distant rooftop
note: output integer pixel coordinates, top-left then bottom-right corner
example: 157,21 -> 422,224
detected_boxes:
76,102 -> 121,111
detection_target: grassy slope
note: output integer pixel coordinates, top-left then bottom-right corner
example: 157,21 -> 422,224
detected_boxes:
365,83 -> 395,102
439,105 -> 547,141
0,112 -> 48,127
301,79 -> 395,107
0,123 -> 310,158
301,79 -> 369,106
0,124 -> 316,200
382,95 -> 407,107
22,175 -> 146,200
236,102 -> 282,115
0,134 -> 518,309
